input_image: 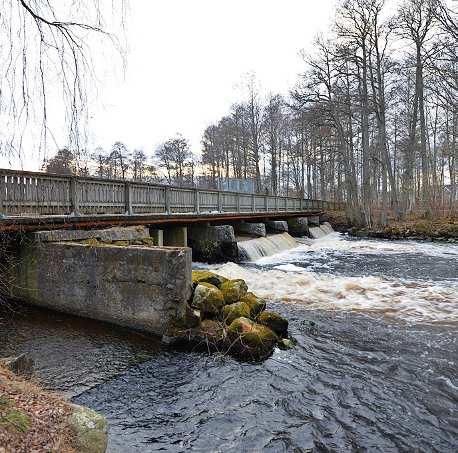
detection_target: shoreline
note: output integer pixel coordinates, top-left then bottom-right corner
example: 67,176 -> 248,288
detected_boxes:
0,361 -> 107,453
348,219 -> 457,243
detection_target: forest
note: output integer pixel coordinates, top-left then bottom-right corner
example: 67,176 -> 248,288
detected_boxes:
41,0 -> 456,226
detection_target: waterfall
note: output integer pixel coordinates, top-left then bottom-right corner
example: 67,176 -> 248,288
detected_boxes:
237,232 -> 298,261
309,222 -> 334,239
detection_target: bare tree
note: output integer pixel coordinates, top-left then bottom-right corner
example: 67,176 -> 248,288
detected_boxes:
0,1 -> 126,159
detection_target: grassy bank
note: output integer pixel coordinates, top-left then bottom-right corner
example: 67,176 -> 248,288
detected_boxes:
0,365 -> 76,452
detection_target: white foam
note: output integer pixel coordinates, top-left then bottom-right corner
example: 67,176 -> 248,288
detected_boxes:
237,232 -> 298,261
212,261 -> 458,324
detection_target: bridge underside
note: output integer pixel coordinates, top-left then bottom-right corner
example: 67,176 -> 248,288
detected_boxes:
0,210 -> 323,233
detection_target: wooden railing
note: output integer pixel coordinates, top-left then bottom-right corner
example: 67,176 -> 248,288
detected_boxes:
0,169 -> 343,217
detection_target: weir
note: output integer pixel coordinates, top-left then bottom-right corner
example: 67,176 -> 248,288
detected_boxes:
237,233 -> 298,261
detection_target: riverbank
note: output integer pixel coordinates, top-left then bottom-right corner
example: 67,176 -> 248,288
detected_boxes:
349,218 -> 457,242
1,234 -> 457,451
0,362 -> 107,453
0,363 -> 75,452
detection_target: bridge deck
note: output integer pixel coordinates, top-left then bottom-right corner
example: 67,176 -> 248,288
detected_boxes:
0,209 -> 323,232
0,168 -> 340,232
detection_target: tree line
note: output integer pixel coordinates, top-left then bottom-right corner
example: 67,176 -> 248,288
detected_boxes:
200,0 -> 456,224
42,0 -> 456,225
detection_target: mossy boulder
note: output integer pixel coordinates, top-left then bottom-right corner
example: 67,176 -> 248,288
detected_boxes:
223,301 -> 251,325
220,279 -> 248,304
257,311 -> 288,338
192,270 -> 228,288
240,292 -> 266,318
191,282 -> 224,318
68,404 -> 108,453
227,317 -> 278,361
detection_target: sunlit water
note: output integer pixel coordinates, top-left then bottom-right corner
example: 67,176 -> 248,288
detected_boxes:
1,233 -> 457,452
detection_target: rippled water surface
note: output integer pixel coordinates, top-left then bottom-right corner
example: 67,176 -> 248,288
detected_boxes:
1,234 -> 457,452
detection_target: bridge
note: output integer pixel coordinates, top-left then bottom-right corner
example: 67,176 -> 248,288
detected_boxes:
3,168 -> 343,337
0,169 -> 342,232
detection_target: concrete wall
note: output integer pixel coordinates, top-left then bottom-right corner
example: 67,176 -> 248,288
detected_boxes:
10,242 -> 192,336
188,224 -> 238,263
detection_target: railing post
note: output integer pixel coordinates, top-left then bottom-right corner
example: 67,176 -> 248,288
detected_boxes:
194,189 -> 200,214
275,196 -> 278,212
284,197 -> 287,211
124,181 -> 133,215
264,195 -> 268,212
165,186 -> 171,214
70,176 -> 80,216
0,174 -> 4,216
300,198 -> 304,211
217,191 -> 222,212
251,194 -> 255,212
236,193 -> 241,213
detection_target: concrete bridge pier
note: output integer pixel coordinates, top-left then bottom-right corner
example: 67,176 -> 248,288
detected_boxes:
265,220 -> 288,233
188,224 -> 238,263
234,221 -> 266,237
163,226 -> 187,247
286,217 -> 309,237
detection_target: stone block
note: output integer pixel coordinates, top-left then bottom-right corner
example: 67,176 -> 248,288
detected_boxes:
265,220 -> 288,233
235,222 -> 266,237
307,215 -> 320,226
188,225 -> 238,263
286,217 -> 309,236
163,226 -> 187,247
10,242 -> 192,335
150,229 -> 164,246
32,226 -> 151,243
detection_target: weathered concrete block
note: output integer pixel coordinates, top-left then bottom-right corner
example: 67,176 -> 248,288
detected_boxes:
235,222 -> 266,237
163,226 -> 187,247
286,217 -> 309,236
188,225 -> 238,263
190,224 -> 236,242
33,226 -> 150,243
150,229 -> 164,246
307,215 -> 320,226
265,220 -> 288,233
10,242 -> 192,336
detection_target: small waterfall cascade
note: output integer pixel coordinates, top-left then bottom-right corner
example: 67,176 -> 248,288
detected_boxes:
309,222 -> 334,239
237,232 -> 298,261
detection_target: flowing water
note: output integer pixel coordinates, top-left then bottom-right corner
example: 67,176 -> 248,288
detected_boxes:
1,233 -> 457,452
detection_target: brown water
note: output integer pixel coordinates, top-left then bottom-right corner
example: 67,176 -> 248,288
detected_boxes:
0,235 -> 457,452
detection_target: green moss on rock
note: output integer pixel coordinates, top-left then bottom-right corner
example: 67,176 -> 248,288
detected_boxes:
68,404 -> 107,453
192,270 -> 228,288
240,292 -> 266,318
220,279 -> 248,304
257,311 -> 289,338
227,317 -> 278,361
223,301 -> 251,325
191,282 -> 224,318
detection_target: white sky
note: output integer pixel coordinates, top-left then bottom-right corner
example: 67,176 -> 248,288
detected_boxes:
5,0 -> 337,171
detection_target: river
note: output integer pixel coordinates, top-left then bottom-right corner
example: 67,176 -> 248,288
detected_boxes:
1,233 -> 457,452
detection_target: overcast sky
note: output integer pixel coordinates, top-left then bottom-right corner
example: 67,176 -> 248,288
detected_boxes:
6,0 -> 337,171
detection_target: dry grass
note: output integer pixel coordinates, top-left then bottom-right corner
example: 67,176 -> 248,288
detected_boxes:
0,365 -> 75,453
